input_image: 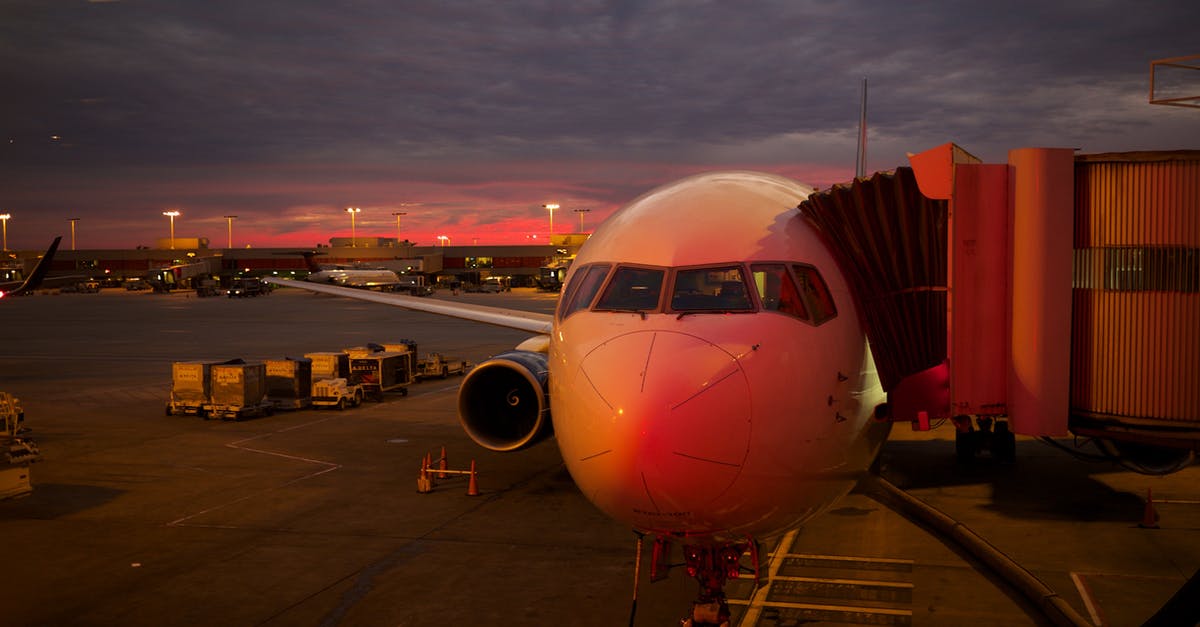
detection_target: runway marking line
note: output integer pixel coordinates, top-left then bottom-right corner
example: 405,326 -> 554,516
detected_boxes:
1069,571 -> 1105,626
166,416 -> 344,528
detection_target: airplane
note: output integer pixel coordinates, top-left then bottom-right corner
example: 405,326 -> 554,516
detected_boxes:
295,251 -> 432,294
0,236 -> 70,298
266,170 -> 891,624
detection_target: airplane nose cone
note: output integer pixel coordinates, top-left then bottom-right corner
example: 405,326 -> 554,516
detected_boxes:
564,331 -> 752,523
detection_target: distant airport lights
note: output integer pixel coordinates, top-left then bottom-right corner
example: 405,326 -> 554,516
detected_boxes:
346,207 -> 361,247
574,208 -> 591,232
223,215 -> 238,249
162,210 -> 181,249
0,213 -> 9,251
392,211 -> 407,243
68,218 -> 80,250
543,203 -> 559,237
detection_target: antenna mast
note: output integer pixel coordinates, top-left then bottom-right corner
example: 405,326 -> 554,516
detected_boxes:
855,77 -> 868,178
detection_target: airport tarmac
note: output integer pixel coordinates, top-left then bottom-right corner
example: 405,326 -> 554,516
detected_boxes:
1,286 -> 1198,626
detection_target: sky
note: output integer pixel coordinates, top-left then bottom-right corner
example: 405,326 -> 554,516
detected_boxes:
1,0 -> 1197,251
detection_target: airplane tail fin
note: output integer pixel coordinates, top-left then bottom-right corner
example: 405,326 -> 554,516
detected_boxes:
12,236 -> 62,295
300,252 -> 324,273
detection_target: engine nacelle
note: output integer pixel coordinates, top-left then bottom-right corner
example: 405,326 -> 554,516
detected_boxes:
457,350 -> 551,451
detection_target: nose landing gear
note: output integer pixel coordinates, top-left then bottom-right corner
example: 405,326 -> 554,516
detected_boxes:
633,535 -> 760,627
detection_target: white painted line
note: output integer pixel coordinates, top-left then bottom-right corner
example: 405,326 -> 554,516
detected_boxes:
1070,571 -> 1104,626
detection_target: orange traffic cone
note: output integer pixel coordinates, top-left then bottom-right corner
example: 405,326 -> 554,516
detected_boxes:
417,458 -> 432,494
1139,488 -> 1160,529
439,446 -> 448,479
467,460 -> 479,496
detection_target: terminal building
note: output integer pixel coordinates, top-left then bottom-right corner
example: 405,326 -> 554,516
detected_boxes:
32,233 -> 590,290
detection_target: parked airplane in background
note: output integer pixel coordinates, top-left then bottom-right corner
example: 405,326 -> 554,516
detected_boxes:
268,171 -> 890,624
297,251 -> 414,291
0,237 -> 66,298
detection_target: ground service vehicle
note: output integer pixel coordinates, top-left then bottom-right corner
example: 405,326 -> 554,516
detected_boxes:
311,378 -> 365,409
417,352 -> 469,379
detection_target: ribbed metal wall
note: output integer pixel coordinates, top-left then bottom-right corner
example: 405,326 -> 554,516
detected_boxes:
1072,152 -> 1200,426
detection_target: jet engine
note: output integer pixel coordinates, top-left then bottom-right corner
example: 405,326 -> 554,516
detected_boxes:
457,350 -> 551,451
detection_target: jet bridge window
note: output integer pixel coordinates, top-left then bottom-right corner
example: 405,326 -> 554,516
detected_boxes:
595,266 -> 664,312
671,266 -> 754,311
751,264 -> 809,320
557,263 -> 611,320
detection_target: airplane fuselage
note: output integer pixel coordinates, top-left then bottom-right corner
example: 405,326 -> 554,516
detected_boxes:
547,171 -> 889,542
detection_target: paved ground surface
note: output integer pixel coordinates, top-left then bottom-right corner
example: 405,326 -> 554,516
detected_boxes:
1,286 -> 1196,626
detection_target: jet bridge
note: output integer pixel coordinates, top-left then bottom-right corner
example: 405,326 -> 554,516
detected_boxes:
800,144 -> 1200,473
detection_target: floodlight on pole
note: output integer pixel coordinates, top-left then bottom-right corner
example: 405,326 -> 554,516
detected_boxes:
223,215 -> 238,249
0,214 -> 10,251
68,218 -> 80,250
392,211 -> 408,243
543,203 -> 559,238
346,207 -> 361,247
574,208 -> 591,232
162,210 -> 180,249
437,235 -> 450,247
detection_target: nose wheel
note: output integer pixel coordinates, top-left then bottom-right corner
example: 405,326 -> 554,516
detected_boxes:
631,535 -> 759,627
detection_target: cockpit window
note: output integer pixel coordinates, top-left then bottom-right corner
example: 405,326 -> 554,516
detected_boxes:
671,266 -> 754,311
595,266 -> 664,312
793,264 -> 837,324
558,263 -> 611,320
751,264 -> 809,320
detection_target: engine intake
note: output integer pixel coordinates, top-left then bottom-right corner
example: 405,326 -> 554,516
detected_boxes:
457,350 -> 551,451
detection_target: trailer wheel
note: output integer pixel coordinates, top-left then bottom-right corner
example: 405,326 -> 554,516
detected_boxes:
165,405 -> 173,416
400,387 -> 409,397
337,398 -> 346,410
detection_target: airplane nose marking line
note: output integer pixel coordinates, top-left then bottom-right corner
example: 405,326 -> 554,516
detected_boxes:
669,365 -> 740,410
641,472 -> 661,514
671,451 -> 742,467
580,449 -> 612,461
639,332 -> 657,393
580,365 -> 613,411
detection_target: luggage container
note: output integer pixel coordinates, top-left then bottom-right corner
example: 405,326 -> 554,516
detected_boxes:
306,352 -> 350,382
168,360 -> 227,416
350,351 -> 416,400
265,357 -> 312,410
208,362 -> 272,420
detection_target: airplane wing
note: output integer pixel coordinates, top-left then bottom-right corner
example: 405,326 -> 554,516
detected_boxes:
1,236 -> 70,296
262,278 -> 553,335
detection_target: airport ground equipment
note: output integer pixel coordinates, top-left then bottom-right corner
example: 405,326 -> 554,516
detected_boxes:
194,279 -> 220,297
227,277 -> 267,297
265,357 -> 312,409
348,348 -> 415,400
416,352 -> 470,380
311,378 -> 365,409
1,392 -> 41,499
207,362 -> 273,420
167,360 -> 231,416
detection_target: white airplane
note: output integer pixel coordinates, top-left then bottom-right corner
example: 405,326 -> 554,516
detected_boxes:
266,171 -> 890,624
298,251 -> 406,290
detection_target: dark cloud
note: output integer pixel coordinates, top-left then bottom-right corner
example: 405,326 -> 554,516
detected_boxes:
1,0 -> 1197,247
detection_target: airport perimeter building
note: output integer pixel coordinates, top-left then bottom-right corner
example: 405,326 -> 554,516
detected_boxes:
33,233 -> 590,289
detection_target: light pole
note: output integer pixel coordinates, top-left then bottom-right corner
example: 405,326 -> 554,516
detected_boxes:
162,210 -> 180,249
346,207 -> 361,247
543,203 -> 559,239
391,211 -> 407,244
437,235 -> 449,248
223,215 -> 238,248
68,218 -> 80,250
574,208 -> 591,232
0,214 -> 10,251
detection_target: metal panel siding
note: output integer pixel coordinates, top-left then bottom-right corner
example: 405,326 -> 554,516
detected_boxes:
948,164 -> 1010,415
1008,148 -> 1074,437
1072,155 -> 1200,425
